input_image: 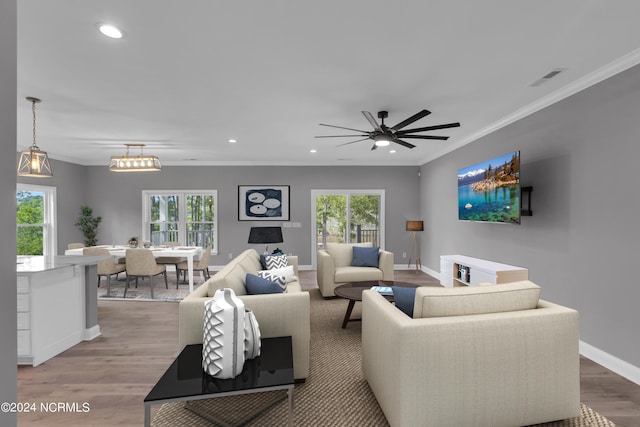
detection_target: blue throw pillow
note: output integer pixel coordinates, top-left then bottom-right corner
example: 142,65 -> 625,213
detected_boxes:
351,246 -> 380,267
392,286 -> 416,317
259,254 -> 269,269
245,273 -> 284,295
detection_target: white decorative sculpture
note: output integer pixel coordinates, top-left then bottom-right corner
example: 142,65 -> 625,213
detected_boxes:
244,308 -> 261,359
202,288 -> 246,379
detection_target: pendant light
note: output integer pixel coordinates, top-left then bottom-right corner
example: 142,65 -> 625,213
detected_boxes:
17,97 -> 53,177
109,143 -> 162,172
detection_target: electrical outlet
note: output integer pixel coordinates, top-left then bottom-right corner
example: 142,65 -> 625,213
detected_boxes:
228,253 -> 233,259
402,252 -> 407,258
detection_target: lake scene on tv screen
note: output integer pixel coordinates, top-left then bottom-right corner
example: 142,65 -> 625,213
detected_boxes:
458,151 -> 520,224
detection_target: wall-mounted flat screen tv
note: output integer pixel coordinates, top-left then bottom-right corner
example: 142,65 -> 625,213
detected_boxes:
458,151 -> 520,224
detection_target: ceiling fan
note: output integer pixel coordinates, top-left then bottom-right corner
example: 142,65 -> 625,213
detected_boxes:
315,110 -> 460,150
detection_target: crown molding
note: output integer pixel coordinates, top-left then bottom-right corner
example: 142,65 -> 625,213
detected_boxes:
419,47 -> 640,165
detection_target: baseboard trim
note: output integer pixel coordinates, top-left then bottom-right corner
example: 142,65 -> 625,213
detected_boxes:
83,325 -> 101,341
580,341 -> 640,386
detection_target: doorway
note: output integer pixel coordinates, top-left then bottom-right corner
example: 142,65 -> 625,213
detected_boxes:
311,190 -> 385,268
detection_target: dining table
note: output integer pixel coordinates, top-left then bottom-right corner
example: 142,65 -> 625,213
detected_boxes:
64,245 -> 203,293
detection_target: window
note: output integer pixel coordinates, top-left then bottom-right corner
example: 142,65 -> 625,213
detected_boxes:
311,189 -> 385,267
143,191 -> 217,252
16,184 -> 57,256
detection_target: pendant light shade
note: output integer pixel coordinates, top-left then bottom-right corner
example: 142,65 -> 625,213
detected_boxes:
109,144 -> 162,172
17,97 -> 53,177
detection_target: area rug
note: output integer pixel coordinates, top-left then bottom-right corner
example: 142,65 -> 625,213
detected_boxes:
152,288 -> 615,427
97,272 -> 206,301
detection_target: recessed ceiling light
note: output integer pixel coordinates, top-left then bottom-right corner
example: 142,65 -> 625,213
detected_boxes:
310,149 -> 317,153
98,24 -> 124,39
228,139 -> 237,143
389,149 -> 397,154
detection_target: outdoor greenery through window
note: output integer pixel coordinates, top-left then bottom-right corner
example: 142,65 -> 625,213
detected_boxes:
314,191 -> 384,251
144,191 -> 217,252
16,184 -> 56,256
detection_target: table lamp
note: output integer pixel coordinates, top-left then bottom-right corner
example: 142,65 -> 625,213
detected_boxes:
406,220 -> 424,272
248,226 -> 283,254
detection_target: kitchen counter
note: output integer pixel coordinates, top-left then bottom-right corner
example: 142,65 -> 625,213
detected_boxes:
16,255 -> 106,366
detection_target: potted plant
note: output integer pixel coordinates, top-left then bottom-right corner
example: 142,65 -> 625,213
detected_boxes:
128,236 -> 139,248
74,205 -> 102,247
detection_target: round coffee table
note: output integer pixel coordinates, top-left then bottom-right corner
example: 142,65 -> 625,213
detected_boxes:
334,280 -> 420,329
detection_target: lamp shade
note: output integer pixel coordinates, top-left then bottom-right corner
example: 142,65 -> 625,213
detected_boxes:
406,221 -> 424,232
247,227 -> 283,244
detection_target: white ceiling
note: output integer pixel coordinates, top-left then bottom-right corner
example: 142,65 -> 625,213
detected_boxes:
16,1 -> 640,167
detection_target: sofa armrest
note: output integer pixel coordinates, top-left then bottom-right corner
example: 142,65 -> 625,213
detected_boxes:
378,250 -> 394,281
286,255 -> 299,276
179,287 -> 310,380
317,249 -> 337,297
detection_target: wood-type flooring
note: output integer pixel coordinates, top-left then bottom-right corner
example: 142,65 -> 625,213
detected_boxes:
16,270 -> 640,426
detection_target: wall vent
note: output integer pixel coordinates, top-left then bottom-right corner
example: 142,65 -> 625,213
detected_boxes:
529,68 -> 567,87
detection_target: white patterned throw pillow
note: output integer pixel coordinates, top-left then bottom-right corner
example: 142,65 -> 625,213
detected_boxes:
265,254 -> 288,270
267,265 -> 297,283
257,270 -> 287,292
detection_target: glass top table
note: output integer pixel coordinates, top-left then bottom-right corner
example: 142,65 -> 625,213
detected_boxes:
144,336 -> 294,426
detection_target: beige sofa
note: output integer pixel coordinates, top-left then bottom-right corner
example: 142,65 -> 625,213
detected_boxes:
362,281 -> 580,427
179,249 -> 310,380
317,242 -> 394,297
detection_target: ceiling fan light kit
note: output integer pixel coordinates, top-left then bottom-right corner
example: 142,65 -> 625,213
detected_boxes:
316,109 -> 460,150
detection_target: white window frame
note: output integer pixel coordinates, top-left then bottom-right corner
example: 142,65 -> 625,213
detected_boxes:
142,190 -> 218,253
310,189 -> 385,268
17,183 -> 57,257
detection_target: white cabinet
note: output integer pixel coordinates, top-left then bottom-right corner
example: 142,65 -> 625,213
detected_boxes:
17,264 -> 85,366
440,255 -> 528,288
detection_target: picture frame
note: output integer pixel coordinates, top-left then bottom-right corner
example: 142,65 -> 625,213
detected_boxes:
238,185 -> 290,221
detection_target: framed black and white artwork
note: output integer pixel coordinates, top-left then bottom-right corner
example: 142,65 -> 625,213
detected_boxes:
238,185 -> 290,221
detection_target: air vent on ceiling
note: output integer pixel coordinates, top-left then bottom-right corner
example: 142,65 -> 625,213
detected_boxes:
529,68 -> 567,87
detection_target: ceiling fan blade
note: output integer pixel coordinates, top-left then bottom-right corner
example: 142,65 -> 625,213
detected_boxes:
400,134 -> 450,140
391,109 -> 431,130
398,122 -> 461,134
392,138 -> 416,149
314,134 -> 368,138
337,138 -> 371,147
362,111 -> 383,132
319,123 -> 369,133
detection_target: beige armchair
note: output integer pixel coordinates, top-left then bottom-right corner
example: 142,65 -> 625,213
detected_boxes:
155,241 -> 183,277
317,242 -> 393,297
83,247 -> 126,296
361,281 -> 580,427
176,246 -> 212,287
125,249 -> 168,299
67,242 -> 85,249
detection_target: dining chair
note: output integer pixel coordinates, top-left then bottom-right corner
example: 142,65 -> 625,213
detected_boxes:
155,241 -> 184,278
67,242 -> 86,249
124,249 -> 168,299
83,247 -> 126,296
176,246 -> 212,287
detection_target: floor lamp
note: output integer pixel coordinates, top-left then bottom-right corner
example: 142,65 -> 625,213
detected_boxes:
406,221 -> 424,272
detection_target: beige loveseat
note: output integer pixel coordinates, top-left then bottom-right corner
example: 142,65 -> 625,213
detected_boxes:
362,281 -> 580,427
179,249 -> 310,380
317,242 -> 394,297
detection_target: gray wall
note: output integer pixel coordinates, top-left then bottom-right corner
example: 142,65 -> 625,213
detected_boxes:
18,158 -> 87,253
1,0 -> 17,424
420,63 -> 640,368
81,165 -> 421,266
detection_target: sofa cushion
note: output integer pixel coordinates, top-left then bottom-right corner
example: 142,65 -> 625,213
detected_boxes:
392,286 -> 416,317
351,246 -> 380,267
238,252 -> 262,275
326,242 -> 373,268
413,280 -> 542,319
264,254 -> 288,270
334,266 -> 383,283
208,264 -> 247,297
245,273 -> 285,295
257,270 -> 287,291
